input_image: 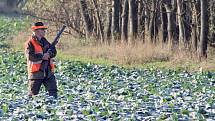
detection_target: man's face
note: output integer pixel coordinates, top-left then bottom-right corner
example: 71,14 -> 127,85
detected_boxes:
35,29 -> 46,38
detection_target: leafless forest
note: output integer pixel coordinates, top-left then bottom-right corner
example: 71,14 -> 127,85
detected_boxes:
1,0 -> 215,61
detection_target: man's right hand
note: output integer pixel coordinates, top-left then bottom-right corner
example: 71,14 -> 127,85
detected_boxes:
42,53 -> 50,60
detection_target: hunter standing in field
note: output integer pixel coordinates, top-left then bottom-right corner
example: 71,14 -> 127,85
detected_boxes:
25,22 -> 58,98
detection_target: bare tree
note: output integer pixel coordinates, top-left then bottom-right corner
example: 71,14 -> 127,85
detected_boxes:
121,0 -> 129,42
160,2 -> 168,43
92,0 -> 104,43
191,0 -> 200,52
111,0 -> 121,42
79,0 -> 93,39
144,0 -> 150,40
198,0 -> 209,59
163,0 -> 175,50
138,0 -> 145,40
128,0 -> 138,44
210,0 -> 215,46
105,0 -> 112,43
177,0 -> 186,49
148,0 -> 160,43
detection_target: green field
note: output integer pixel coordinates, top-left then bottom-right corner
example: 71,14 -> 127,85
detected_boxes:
0,16 -> 215,120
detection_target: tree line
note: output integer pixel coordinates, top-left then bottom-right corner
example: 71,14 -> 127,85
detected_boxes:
13,0 -> 215,60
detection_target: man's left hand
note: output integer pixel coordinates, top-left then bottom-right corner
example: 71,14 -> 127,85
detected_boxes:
42,53 -> 50,60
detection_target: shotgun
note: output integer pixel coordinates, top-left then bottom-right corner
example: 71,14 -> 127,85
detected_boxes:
40,25 -> 66,72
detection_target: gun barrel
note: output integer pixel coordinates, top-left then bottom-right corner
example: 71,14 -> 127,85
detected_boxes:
52,25 -> 66,47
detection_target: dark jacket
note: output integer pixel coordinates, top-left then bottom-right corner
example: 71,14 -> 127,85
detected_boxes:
25,35 -> 57,79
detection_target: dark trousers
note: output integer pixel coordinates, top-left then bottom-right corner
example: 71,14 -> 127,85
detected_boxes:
28,75 -> 57,98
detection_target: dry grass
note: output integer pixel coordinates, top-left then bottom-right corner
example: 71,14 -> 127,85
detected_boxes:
57,39 -> 170,65
9,29 -> 215,71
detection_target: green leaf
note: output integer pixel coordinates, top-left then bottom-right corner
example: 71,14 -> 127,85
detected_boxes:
2,103 -> 8,113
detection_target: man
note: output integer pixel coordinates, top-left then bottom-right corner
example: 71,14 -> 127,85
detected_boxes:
25,22 -> 57,98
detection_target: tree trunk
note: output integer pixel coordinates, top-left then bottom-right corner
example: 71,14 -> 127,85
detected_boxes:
177,0 -> 186,49
144,1 -> 150,43
138,0 -> 145,40
128,0 -> 138,44
198,0 -> 209,59
153,0 -> 159,43
74,5 -> 81,30
149,0 -> 156,43
121,0 -> 129,42
106,0 -> 112,43
164,0 -> 175,50
210,0 -> 215,45
184,1 -> 192,43
112,0 -> 121,42
92,0 -> 104,44
191,0 -> 198,52
79,0 -> 93,39
160,2 -> 168,43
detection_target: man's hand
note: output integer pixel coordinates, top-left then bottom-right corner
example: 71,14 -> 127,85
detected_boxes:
42,53 -> 50,60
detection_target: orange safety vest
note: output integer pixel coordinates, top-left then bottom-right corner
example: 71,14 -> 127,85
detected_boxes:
27,37 -> 55,73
